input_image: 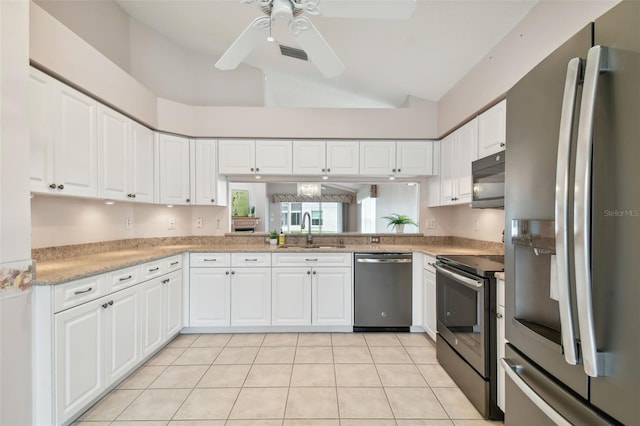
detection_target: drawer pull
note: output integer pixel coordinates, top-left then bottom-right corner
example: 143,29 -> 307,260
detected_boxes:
148,267 -> 160,272
118,275 -> 133,282
73,287 -> 93,295
305,258 -> 318,262
203,258 -> 217,262
170,261 -> 180,266
244,258 -> 259,262
162,278 -> 170,284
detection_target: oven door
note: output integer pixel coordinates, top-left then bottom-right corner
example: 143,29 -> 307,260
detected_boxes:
436,262 -> 488,377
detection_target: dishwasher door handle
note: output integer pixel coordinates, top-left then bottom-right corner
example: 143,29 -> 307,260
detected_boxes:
356,258 -> 412,264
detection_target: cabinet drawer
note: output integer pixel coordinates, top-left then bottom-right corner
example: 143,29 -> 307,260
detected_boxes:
497,278 -> 505,308
190,252 -> 231,268
165,255 -> 183,273
272,252 -> 352,267
54,275 -> 106,313
231,252 -> 271,267
141,259 -> 165,280
423,254 -> 436,273
105,265 -> 141,293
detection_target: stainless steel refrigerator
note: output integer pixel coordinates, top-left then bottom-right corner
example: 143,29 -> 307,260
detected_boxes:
503,0 -> 639,424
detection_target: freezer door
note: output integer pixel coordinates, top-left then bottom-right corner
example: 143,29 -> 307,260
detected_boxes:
587,1 -> 640,424
504,24 -> 592,398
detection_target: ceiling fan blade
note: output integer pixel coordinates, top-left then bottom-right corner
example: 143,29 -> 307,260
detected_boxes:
291,17 -> 345,78
215,16 -> 270,70
310,0 -> 416,20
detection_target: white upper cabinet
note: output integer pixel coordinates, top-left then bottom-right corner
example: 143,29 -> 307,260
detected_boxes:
98,105 -> 129,200
219,139 -> 292,175
478,100 -> 506,158
193,139 -> 226,206
157,133 -> 191,205
360,140 -> 433,176
292,140 -> 359,176
128,121 -> 155,203
440,118 -> 478,205
30,67 -> 98,197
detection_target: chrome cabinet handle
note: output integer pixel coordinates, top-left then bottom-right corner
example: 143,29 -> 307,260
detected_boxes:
554,57 -> 582,366
305,258 -> 318,262
499,142 -> 506,147
102,303 -> 109,309
574,45 -> 608,377
162,278 -> 170,284
496,312 -> 503,319
312,271 -> 317,275
74,287 -> 92,295
108,300 -> 114,305
307,270 -> 311,275
148,267 -> 159,272
203,258 -> 217,262
119,275 -> 133,282
170,261 -> 179,266
225,271 -> 230,275
49,183 -> 56,189
57,184 -> 64,190
244,258 -> 258,262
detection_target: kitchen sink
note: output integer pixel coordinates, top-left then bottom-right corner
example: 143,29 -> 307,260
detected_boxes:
277,244 -> 346,249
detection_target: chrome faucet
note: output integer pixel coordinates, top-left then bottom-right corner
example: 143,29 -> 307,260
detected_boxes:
301,212 -> 313,245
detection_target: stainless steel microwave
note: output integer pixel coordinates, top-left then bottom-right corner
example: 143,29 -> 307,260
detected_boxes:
471,150 -> 505,208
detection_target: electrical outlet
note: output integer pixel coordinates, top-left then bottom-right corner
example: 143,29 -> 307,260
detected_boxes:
168,217 -> 176,230
196,217 -> 203,228
125,217 -> 133,230
427,219 -> 437,229
473,220 -> 479,231
370,236 -> 380,243
216,219 -> 221,229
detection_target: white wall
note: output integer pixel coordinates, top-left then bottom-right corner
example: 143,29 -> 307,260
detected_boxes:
437,0 -> 620,135
0,1 -> 32,425
30,196 -> 227,249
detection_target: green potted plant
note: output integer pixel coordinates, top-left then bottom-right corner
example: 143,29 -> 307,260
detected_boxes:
382,213 -> 417,233
268,230 -> 278,245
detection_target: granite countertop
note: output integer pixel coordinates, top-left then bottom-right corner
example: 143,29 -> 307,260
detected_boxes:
33,242 -> 496,286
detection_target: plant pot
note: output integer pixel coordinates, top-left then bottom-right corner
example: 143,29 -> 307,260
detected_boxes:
395,224 -> 405,233
269,239 -> 278,245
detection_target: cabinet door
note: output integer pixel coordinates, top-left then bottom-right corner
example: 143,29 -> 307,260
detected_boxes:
359,141 -> 396,175
194,139 -> 220,205
312,267 -> 352,326
326,140 -> 359,175
54,83 -> 98,197
129,121 -> 155,203
423,267 -> 437,341
157,133 -> 191,205
439,134 -> 456,204
231,268 -> 271,326
189,268 -> 231,327
292,140 -> 326,175
455,118 -> 478,203
54,298 -> 105,425
271,268 -> 312,326
218,139 -> 255,174
98,105 -> 129,200
29,67 -> 56,193
105,285 -> 140,384
478,100 -> 506,158
140,277 -> 165,358
163,271 -> 183,338
255,140 -> 292,174
397,141 -> 434,176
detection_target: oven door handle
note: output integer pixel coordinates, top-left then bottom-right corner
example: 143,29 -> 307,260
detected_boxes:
435,264 -> 484,290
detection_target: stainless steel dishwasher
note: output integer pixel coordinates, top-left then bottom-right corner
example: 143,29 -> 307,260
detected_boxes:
354,253 -> 412,332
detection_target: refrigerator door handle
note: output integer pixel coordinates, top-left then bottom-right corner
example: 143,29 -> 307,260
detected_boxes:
555,57 -> 582,366
574,45 -> 608,377
501,358 -> 572,426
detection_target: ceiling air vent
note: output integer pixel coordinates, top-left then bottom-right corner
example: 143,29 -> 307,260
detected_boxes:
279,44 -> 308,61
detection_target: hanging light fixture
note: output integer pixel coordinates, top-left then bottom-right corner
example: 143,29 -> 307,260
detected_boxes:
297,183 -> 321,197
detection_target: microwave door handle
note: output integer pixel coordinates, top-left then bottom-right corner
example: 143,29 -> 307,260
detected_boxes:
554,57 -> 582,366
574,45 -> 608,377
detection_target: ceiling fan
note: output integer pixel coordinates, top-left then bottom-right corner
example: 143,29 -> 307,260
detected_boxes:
215,0 -> 417,78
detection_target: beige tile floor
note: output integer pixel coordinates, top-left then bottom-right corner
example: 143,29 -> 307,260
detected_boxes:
74,332 -> 504,426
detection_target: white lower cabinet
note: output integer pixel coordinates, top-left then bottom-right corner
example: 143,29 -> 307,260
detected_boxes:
35,256 -> 183,426
54,297 -> 105,425
422,254 -> 437,340
312,267 -> 352,326
271,268 -> 312,326
189,267 -> 231,326
231,268 -> 271,326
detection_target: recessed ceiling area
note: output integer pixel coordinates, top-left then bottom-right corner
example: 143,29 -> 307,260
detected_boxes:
112,0 -> 538,108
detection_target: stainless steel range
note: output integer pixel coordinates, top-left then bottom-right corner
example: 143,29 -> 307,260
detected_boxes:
435,254 -> 504,420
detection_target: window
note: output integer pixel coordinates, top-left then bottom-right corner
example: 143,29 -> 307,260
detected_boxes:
280,202 -> 341,234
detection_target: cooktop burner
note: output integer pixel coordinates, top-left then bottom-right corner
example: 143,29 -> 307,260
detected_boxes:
436,254 -> 504,278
